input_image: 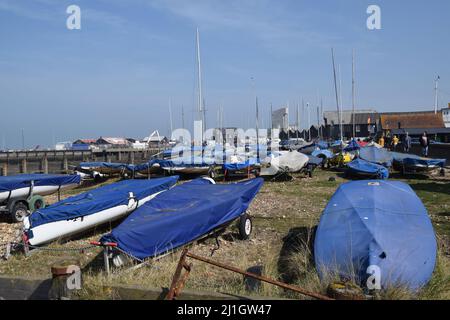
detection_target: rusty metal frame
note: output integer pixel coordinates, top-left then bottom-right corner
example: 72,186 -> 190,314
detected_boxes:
166,248 -> 333,300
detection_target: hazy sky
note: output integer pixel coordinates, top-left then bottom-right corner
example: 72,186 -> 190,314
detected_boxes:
1,0 -> 449,148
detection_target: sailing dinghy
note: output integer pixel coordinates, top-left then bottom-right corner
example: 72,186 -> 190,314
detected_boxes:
23,176 -> 179,246
100,177 -> 263,261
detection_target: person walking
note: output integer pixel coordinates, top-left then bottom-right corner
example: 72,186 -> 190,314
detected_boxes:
420,131 -> 430,157
404,132 -> 412,153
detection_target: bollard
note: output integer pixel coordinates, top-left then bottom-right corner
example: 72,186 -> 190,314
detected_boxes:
49,260 -> 82,300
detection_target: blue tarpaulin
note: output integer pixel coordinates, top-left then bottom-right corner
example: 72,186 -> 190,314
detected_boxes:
307,155 -> 324,166
314,180 -> 437,290
359,146 -> 393,167
0,174 -> 80,193
347,159 -> 389,179
391,152 -> 446,169
343,139 -> 360,152
312,149 -> 334,159
101,177 -> 264,260
28,176 -> 179,228
154,156 -> 216,168
79,162 -> 129,170
223,158 -> 259,171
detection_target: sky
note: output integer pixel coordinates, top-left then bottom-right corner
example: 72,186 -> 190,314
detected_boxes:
0,0 -> 450,148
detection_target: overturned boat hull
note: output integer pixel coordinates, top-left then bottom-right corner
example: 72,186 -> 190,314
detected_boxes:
315,180 -> 436,290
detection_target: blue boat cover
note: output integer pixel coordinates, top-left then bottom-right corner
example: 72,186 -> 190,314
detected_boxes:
347,159 -> 389,179
223,157 -> 259,171
314,180 -> 437,290
0,174 -> 80,193
101,178 -> 264,260
155,156 -> 216,168
79,162 -> 130,170
317,141 -> 329,149
28,176 -> 179,229
312,149 -> 334,159
391,152 -> 446,168
359,146 -> 393,167
343,139 -> 360,152
307,155 -> 324,166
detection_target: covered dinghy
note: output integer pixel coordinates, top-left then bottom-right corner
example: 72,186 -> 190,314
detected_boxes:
101,177 -> 264,260
153,156 -> 216,176
76,162 -> 132,179
24,176 -> 179,246
391,152 -> 446,174
314,180 -> 437,290
343,139 -> 360,152
346,159 -> 389,179
260,151 -> 308,176
359,146 -> 393,167
223,156 -> 259,172
0,174 -> 80,203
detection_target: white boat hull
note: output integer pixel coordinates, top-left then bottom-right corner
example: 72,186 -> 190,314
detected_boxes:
24,191 -> 163,246
162,166 -> 211,175
0,184 -> 79,203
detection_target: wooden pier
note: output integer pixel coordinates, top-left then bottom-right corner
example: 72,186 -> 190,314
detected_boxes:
0,148 -> 164,176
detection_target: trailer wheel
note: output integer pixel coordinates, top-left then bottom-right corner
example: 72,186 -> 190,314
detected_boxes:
307,164 -> 313,178
10,202 -> 29,223
28,195 -> 45,212
238,214 -> 252,240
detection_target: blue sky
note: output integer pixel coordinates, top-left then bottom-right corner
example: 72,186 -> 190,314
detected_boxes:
0,0 -> 449,148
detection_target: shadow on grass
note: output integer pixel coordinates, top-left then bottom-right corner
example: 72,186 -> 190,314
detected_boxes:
277,226 -> 317,284
389,172 -> 431,180
410,182 -> 450,196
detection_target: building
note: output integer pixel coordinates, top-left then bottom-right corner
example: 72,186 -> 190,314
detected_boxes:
442,104 -> 450,128
323,110 -> 379,140
72,139 -> 97,151
272,107 -> 289,131
380,109 -> 450,142
96,137 -> 131,149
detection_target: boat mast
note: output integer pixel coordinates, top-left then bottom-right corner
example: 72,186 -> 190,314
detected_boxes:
181,105 -> 185,129
169,98 -> 173,137
196,28 -> 204,143
307,102 -> 311,141
352,50 -> 356,138
296,102 -> 299,139
302,99 -> 306,140
331,48 -> 343,142
320,98 -> 323,139
256,96 -> 260,161
338,64 -> 343,141
434,75 -> 440,114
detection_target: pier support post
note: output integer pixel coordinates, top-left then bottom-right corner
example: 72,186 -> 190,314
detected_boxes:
20,158 -> 27,174
62,155 -> 68,173
1,162 -> 7,176
130,151 -> 135,164
41,154 -> 49,174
